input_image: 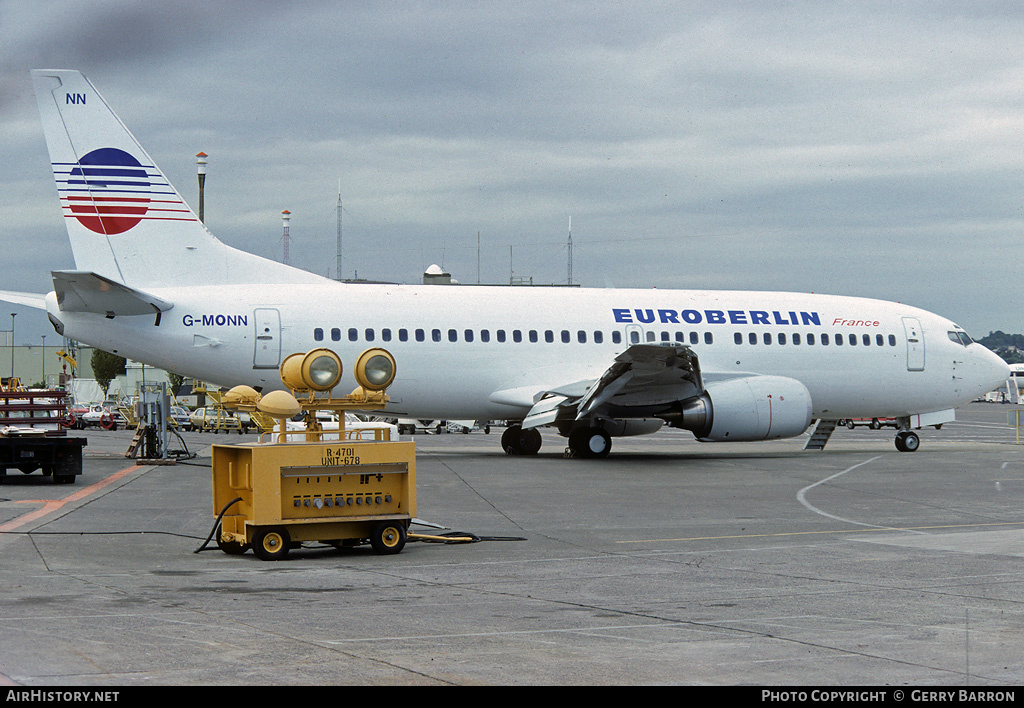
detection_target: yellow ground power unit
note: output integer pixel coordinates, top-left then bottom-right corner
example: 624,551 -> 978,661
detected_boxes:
210,347 -> 416,560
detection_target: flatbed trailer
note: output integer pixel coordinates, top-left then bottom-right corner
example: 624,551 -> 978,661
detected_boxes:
0,385 -> 87,483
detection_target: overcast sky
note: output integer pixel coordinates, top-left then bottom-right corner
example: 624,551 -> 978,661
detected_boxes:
2,1 -> 1023,345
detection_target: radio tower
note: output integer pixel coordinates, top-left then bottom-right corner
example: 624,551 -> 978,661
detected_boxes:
281,210 -> 291,265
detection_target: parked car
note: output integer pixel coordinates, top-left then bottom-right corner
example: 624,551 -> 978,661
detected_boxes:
80,403 -> 126,430
188,407 -> 247,434
169,405 -> 191,428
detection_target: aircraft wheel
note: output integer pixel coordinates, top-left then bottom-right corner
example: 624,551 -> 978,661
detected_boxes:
252,527 -> 290,561
569,427 -> 612,459
502,425 -> 541,455
895,431 -> 920,453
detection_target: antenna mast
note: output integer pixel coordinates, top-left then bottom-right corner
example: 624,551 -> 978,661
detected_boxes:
567,216 -> 573,285
336,180 -> 342,280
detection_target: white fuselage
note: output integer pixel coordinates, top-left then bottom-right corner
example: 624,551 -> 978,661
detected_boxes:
46,282 -> 1009,422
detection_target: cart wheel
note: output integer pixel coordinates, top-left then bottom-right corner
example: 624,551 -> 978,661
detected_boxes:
370,521 -> 406,555
217,533 -> 248,555
252,527 -> 291,561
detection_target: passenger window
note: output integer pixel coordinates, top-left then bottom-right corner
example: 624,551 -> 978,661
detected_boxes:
821,333 -> 829,346
331,327 -> 341,342
314,328 -> 323,342
382,328 -> 392,342
875,334 -> 883,346
365,328 -> 375,342
481,329 -> 490,342
689,332 -> 698,345
630,330 -> 640,344
807,333 -> 814,345
888,334 -> 896,346
748,332 -> 757,345
432,329 -> 441,342
415,329 -> 425,342
529,330 -> 538,343
561,330 -> 570,343
612,331 -> 622,344
448,329 -> 458,342
497,329 -> 506,342
834,333 -> 843,346
544,330 -> 554,343
399,329 -> 409,342
348,328 -> 358,342
594,331 -> 603,344
464,329 -> 474,342
577,330 -> 586,343
734,332 -> 743,345
513,330 -> 523,343
862,334 -> 870,346
704,332 -> 713,344
848,334 -> 856,346
646,331 -> 656,342
763,332 -> 772,345
792,333 -> 800,345
778,333 -> 786,345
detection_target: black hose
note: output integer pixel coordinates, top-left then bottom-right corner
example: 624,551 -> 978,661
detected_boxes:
193,496 -> 243,553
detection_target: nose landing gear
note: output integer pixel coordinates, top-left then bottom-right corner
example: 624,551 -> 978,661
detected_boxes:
894,430 -> 920,452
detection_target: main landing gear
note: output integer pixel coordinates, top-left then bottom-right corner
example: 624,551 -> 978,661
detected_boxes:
566,427 -> 612,459
894,430 -> 920,453
501,425 -> 542,455
501,424 -> 614,459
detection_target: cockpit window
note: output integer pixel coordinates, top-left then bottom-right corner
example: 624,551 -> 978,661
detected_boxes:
948,330 -> 973,347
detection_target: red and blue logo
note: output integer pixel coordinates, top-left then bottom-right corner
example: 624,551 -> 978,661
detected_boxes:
54,147 -> 195,234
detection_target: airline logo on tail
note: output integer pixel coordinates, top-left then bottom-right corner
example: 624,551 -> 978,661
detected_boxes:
54,146 -> 196,235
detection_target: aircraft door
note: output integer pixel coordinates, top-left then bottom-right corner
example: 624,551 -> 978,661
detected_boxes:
625,325 -> 645,345
902,316 -> 925,371
253,308 -> 281,369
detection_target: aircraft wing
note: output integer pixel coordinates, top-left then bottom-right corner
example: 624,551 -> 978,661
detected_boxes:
51,270 -> 173,317
521,342 -> 704,429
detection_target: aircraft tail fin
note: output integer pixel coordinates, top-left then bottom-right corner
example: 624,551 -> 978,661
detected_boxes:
31,70 -> 321,288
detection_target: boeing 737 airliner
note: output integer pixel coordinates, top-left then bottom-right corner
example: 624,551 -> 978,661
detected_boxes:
0,70 -> 1009,457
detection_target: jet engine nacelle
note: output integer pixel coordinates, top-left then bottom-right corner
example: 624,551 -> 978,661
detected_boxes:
670,375 -> 813,442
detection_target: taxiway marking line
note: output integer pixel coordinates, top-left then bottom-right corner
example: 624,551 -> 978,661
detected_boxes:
616,520 -> 1024,544
0,464 -> 143,533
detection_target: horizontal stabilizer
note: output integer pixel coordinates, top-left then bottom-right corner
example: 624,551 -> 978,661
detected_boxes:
0,291 -> 47,310
51,270 -> 172,317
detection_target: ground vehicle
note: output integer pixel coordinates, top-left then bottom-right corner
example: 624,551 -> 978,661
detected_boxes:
80,403 -> 125,430
446,419 -> 491,434
189,406 -> 248,433
169,405 -> 191,428
64,403 -> 89,429
838,417 -> 899,429
396,418 -> 447,435
0,384 -> 86,483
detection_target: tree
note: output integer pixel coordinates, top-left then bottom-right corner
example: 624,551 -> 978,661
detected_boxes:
167,372 -> 185,397
91,349 -> 126,398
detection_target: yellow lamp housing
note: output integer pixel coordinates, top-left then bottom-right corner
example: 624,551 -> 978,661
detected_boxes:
222,385 -> 261,409
256,390 -> 302,418
354,348 -> 397,391
280,348 -> 343,392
